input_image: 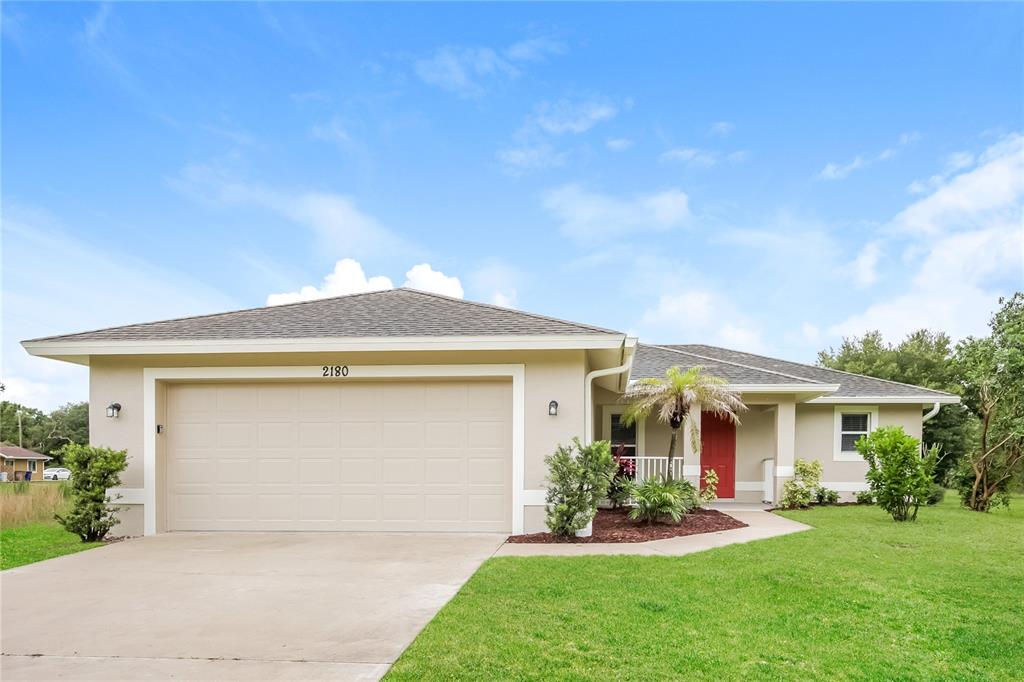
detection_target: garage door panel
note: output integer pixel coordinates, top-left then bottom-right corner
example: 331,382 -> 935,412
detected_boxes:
258,422 -> 295,449
299,422 -> 339,448
167,380 -> 511,532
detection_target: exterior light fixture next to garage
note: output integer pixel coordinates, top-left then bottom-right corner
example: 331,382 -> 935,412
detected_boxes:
106,402 -> 121,418
548,400 -> 558,416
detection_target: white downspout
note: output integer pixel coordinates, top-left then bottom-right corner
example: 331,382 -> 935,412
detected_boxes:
922,402 -> 941,422
583,344 -> 635,445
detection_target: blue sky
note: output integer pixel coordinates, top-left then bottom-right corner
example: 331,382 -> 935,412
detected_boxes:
3,2 -> 1022,410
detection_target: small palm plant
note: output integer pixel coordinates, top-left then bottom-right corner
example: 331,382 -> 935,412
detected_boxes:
622,365 -> 746,479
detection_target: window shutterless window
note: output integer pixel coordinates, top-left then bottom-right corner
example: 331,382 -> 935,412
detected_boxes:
840,413 -> 870,453
27,460 -> 37,472
610,414 -> 637,455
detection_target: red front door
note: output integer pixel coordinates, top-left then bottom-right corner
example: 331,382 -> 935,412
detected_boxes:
700,411 -> 736,498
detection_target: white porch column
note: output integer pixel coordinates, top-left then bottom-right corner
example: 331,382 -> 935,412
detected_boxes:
682,403 -> 701,486
774,399 -> 796,502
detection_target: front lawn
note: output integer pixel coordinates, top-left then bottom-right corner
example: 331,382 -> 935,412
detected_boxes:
1,522 -> 103,571
387,498 -> 1023,680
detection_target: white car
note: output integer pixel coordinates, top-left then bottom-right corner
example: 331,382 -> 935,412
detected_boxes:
43,467 -> 71,481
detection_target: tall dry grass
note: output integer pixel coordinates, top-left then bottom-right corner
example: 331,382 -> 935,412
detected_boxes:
0,481 -> 71,528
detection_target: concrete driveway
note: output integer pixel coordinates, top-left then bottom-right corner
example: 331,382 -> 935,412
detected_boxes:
1,532 -> 506,681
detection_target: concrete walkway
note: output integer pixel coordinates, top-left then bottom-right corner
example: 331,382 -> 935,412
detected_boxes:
2,531 -> 506,681
494,510 -> 810,557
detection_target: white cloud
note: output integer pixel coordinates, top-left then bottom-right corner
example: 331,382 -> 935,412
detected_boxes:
402,263 -> 464,298
800,323 -> 821,344
468,261 -> 522,309
709,121 -> 735,137
2,206 -> 236,410
543,184 -> 690,242
504,37 -> 566,62
638,289 -> 763,352
496,144 -> 566,174
533,98 -> 618,135
414,37 -> 566,97
310,117 -> 352,146
819,131 -> 921,180
661,147 -> 720,167
266,259 -> 464,305
831,133 -> 1024,342
266,259 -> 393,305
606,137 -> 633,151
819,156 -> 866,180
171,163 -> 406,258
490,290 -> 518,308
849,241 -> 882,287
414,46 -> 517,97
892,133 -> 1024,236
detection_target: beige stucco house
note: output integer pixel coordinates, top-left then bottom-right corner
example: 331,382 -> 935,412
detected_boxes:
23,289 -> 958,536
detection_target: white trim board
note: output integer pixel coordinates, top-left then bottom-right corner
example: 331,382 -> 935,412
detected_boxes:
809,395 -> 959,405
142,364 -> 526,536
25,334 -> 626,363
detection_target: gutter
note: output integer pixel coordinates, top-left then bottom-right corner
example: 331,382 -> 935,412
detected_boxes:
922,401 -> 942,422
583,338 -> 637,445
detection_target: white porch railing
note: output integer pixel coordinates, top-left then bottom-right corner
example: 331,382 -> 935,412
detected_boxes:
615,456 -> 687,482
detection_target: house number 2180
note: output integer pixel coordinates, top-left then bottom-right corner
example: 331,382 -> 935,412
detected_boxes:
322,365 -> 349,377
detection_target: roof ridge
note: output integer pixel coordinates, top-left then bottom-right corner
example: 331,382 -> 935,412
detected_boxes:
398,288 -> 622,335
642,344 -> 830,384
676,344 -> 956,397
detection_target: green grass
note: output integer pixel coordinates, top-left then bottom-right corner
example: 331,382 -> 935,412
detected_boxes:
387,498 -> 1023,681
1,521 -> 103,570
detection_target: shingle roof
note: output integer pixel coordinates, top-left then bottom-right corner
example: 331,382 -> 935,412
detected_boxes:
642,344 -> 956,399
26,289 -> 624,342
632,345 -> 832,386
0,445 -> 52,461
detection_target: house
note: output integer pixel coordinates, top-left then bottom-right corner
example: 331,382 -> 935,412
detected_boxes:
1,445 -> 52,481
22,289 -> 958,536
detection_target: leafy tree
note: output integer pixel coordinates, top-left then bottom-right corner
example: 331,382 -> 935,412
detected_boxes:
40,402 -> 90,458
953,294 -> 1024,512
55,443 -> 128,542
819,330 -> 973,481
856,426 -> 937,522
0,400 -> 89,459
0,401 -> 48,450
622,366 -> 746,478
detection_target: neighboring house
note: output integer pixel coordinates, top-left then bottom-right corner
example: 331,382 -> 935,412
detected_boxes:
1,445 -> 52,481
22,289 -> 958,536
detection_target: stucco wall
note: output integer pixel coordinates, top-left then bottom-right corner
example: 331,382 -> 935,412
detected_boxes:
89,349 -> 588,536
795,403 -> 924,484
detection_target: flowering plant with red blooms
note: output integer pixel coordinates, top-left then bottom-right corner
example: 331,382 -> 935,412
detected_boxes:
613,443 -> 636,477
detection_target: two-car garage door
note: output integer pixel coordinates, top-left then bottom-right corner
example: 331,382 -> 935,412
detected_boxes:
165,380 -> 512,532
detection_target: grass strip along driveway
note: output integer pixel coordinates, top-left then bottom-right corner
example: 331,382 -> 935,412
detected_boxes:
1,521 -> 102,571
387,498 -> 1023,681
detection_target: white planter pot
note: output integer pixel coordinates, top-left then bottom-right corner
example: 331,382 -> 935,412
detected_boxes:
575,520 -> 593,538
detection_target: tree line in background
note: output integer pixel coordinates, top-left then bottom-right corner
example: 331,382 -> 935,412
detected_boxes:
819,292 -> 1023,510
0,399 -> 89,459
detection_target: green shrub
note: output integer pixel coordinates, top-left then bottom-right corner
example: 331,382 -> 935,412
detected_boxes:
699,468 -> 719,504
926,483 -> 946,506
544,439 -> 616,536
54,443 -> 128,542
628,476 -> 689,524
780,458 -> 822,509
815,487 -> 840,505
855,490 -> 875,505
856,426 -> 937,522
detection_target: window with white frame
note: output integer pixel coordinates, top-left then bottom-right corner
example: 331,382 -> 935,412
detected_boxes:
834,406 -> 878,461
27,460 -> 38,472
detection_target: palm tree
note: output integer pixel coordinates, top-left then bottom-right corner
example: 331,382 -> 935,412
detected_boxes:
622,366 -> 746,479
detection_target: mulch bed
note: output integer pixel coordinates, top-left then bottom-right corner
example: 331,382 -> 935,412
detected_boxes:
506,507 -> 748,544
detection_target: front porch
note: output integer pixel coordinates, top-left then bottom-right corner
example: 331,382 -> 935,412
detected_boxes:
599,398 -> 800,504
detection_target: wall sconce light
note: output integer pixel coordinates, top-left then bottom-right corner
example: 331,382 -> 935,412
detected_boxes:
548,400 -> 558,416
106,402 -> 122,419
